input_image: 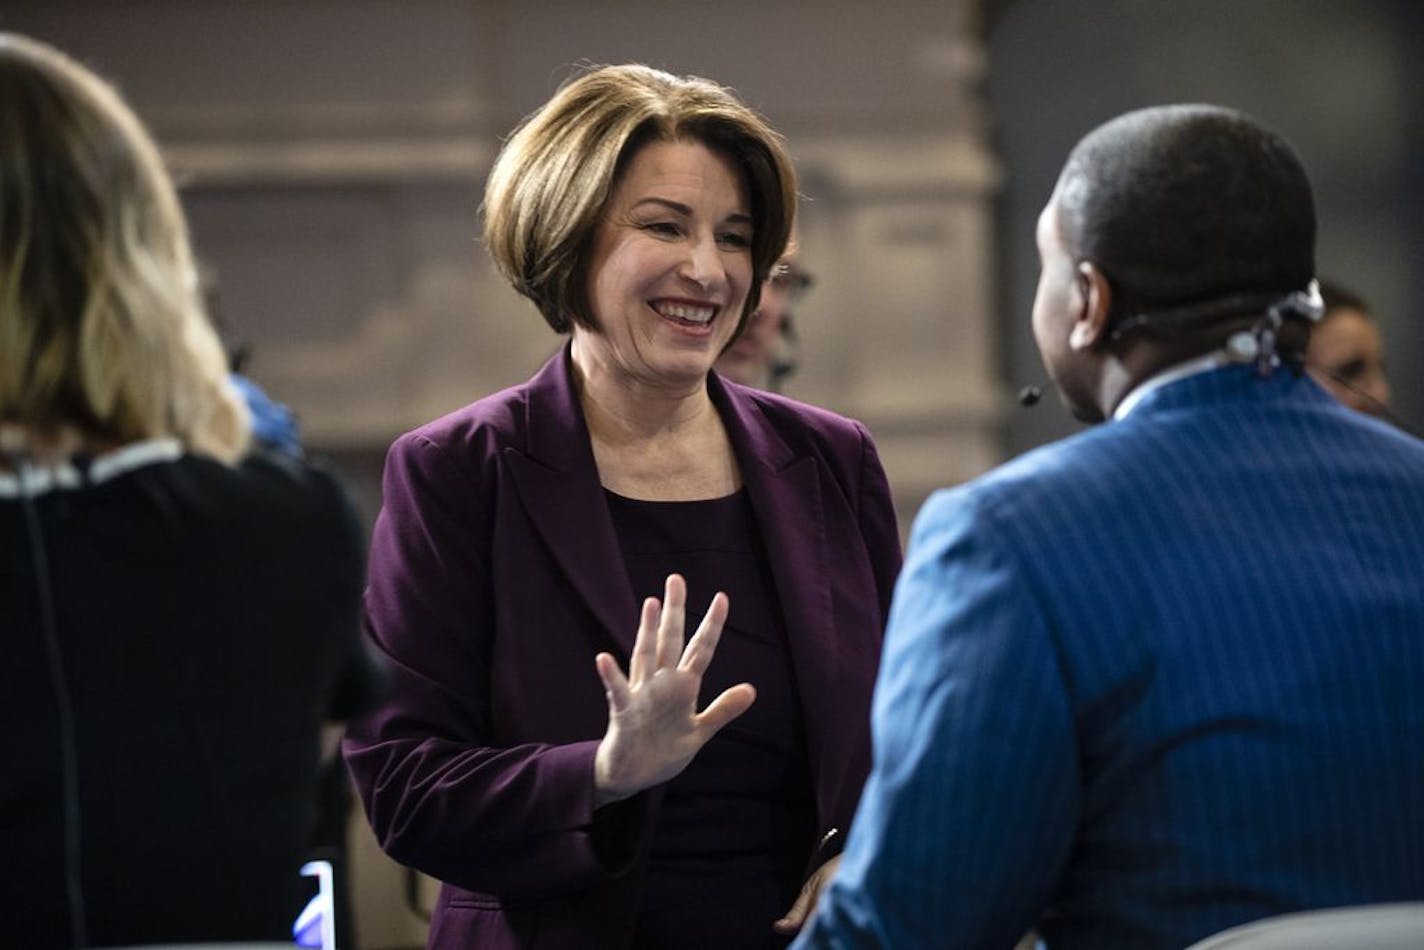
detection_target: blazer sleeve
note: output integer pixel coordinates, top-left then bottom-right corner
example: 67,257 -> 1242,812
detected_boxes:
796,487 -> 1077,949
342,431 -> 642,900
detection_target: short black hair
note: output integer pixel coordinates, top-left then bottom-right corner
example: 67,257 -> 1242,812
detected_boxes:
1056,104 -> 1315,322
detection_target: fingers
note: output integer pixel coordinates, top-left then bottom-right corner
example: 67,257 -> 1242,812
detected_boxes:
773,882 -> 814,933
773,857 -> 838,934
594,652 -> 631,713
628,596 -> 660,685
695,682 -> 756,735
679,591 -> 730,677
654,574 -> 686,670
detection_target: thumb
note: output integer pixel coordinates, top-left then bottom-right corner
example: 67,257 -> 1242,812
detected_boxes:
694,682 -> 756,735
595,653 -> 630,713
773,875 -> 818,934
774,855 -> 839,934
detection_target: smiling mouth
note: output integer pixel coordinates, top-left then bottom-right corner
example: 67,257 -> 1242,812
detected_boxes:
651,300 -> 716,326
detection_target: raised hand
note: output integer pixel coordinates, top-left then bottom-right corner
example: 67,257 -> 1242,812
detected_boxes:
592,573 -> 756,807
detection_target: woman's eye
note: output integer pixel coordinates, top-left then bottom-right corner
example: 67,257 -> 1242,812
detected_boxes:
718,232 -> 752,249
641,222 -> 682,237
1334,359 -> 1368,381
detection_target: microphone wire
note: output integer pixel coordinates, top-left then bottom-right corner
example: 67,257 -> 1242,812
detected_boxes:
5,450 -> 89,948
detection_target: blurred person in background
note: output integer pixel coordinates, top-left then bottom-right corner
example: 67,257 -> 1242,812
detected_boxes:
0,32 -> 381,947
343,64 -> 901,949
716,236 -> 813,392
1306,279 -> 1392,417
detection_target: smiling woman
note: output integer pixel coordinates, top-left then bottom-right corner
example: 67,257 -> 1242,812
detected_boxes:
580,141 -> 753,408
342,64 -> 903,950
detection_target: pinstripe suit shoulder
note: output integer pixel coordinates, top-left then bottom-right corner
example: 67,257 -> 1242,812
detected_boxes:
796,365 -> 1424,950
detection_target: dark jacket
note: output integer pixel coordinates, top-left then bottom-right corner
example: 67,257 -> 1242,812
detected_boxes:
344,346 -> 901,948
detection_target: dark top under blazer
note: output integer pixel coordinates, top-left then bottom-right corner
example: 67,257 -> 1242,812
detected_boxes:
344,346 -> 902,949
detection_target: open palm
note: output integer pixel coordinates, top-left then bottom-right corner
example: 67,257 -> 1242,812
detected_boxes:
593,573 -> 756,806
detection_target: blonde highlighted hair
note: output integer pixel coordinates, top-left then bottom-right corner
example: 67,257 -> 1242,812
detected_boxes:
0,33 -> 249,462
483,63 -> 796,335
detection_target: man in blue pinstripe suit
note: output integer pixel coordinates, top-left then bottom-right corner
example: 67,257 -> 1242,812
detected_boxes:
794,105 -> 1424,949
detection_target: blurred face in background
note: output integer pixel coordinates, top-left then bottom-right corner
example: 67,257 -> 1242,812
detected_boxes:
716,247 -> 809,390
1307,307 -> 1390,416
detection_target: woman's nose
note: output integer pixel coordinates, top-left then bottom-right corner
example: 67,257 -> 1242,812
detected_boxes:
1366,372 -> 1392,410
679,234 -> 724,288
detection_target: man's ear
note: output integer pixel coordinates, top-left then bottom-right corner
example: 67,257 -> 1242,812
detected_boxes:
1069,261 -> 1113,351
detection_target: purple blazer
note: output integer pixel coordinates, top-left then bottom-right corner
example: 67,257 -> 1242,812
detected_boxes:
344,346 -> 901,949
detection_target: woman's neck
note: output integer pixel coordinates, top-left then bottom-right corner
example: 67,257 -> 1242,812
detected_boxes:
569,341 -> 740,501
569,338 -> 716,445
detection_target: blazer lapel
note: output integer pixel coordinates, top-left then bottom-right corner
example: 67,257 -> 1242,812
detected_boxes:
710,376 -> 839,786
506,346 -> 640,657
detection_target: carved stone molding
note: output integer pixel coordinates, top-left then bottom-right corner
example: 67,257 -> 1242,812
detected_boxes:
168,138 -> 493,186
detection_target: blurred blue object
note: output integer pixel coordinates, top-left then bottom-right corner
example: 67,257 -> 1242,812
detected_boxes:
294,859 -> 336,949
231,374 -> 303,457
292,893 -> 325,949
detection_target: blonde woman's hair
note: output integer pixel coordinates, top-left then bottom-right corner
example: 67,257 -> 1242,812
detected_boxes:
0,33 -> 250,462
483,63 -> 796,335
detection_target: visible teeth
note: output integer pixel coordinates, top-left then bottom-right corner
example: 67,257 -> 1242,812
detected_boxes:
654,302 -> 715,324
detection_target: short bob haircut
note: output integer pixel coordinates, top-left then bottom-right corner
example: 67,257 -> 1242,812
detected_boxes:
0,33 -> 249,462
1055,104 -> 1315,325
483,63 -> 796,335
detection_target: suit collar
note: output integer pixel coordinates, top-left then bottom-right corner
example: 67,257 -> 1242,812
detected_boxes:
508,350 -> 834,702
1114,352 -> 1227,420
518,347 -> 797,469
706,371 -> 797,473
507,344 -> 639,653
709,375 -> 834,682
1121,361 -> 1328,420
710,373 -> 839,786
521,343 -> 596,473
520,347 -> 799,474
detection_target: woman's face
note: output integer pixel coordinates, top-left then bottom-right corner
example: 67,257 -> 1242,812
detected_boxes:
1307,308 -> 1391,416
576,139 -> 754,391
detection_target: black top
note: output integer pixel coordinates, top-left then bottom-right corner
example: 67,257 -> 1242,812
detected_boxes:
606,488 -> 815,949
0,446 -> 382,947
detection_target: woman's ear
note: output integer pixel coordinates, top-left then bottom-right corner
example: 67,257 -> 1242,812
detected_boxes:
1068,261 -> 1113,351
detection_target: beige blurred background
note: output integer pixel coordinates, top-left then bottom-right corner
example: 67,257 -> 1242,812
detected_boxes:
2,1 -> 1417,946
